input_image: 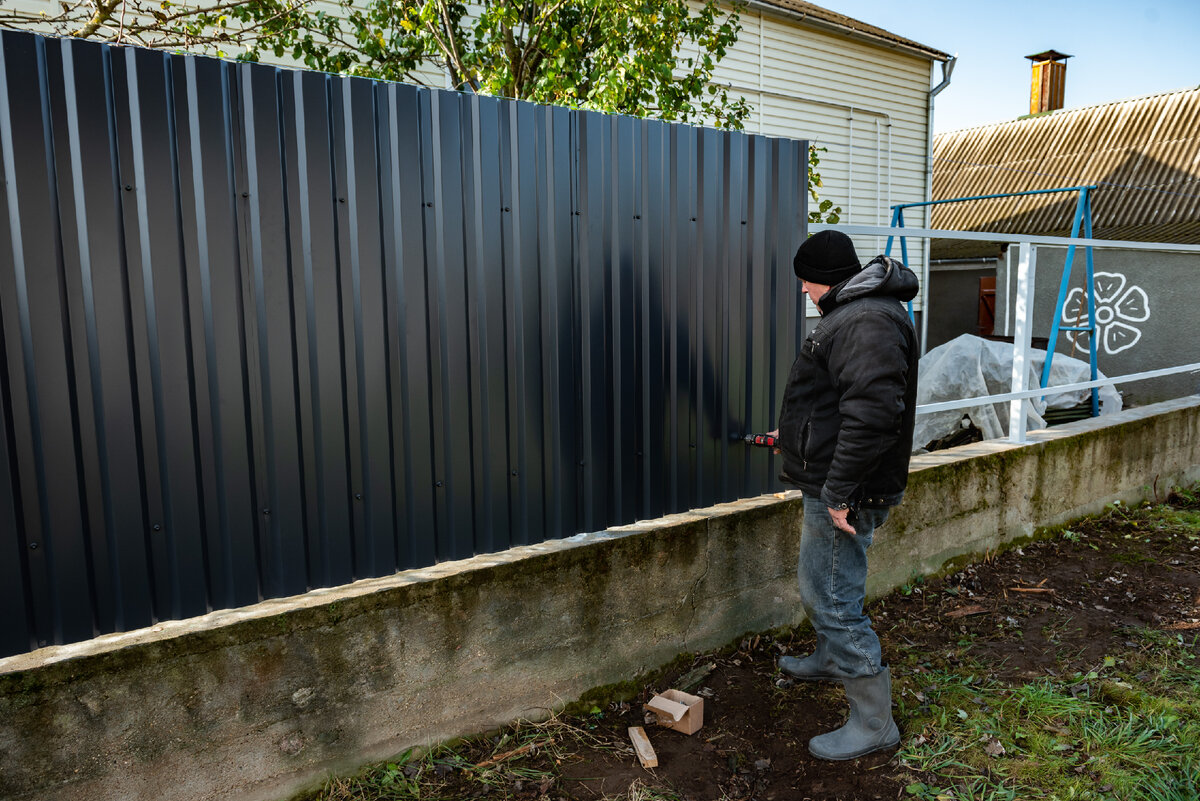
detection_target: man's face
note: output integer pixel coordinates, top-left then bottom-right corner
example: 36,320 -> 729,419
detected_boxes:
801,279 -> 832,307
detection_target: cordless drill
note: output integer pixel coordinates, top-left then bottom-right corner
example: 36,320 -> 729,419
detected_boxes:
743,433 -> 778,448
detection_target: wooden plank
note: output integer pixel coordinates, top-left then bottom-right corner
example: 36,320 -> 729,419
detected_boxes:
628,726 -> 658,769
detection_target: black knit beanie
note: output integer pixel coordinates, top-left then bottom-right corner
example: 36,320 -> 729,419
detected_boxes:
793,230 -> 862,284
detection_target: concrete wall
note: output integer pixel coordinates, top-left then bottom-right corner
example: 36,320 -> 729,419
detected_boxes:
3,397 -> 1199,801
996,246 -> 1200,405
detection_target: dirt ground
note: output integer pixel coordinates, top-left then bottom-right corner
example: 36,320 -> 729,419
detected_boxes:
320,490 -> 1200,801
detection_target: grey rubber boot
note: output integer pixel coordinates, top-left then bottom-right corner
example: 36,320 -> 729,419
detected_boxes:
778,643 -> 839,681
808,668 -> 900,761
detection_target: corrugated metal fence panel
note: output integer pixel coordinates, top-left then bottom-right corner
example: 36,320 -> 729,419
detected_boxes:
0,30 -> 808,656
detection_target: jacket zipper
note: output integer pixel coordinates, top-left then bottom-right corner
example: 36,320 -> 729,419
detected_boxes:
801,420 -> 811,470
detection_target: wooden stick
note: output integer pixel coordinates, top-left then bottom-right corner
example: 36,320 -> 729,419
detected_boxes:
628,726 -> 658,769
1008,587 -> 1055,594
474,741 -> 538,769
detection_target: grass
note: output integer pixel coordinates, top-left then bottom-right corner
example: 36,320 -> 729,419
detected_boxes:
898,628 -> 1200,801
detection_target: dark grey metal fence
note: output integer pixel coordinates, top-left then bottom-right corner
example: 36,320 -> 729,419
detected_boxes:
0,30 -> 809,657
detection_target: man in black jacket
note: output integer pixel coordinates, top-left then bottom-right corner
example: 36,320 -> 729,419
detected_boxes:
775,229 -> 919,761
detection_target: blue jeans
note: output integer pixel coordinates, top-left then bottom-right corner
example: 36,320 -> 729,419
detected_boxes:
796,496 -> 891,679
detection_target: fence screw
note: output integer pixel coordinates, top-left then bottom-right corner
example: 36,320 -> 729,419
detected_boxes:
124,184 -> 133,191
511,470 -> 518,476
242,191 -> 249,198
28,541 -> 38,549
355,493 -> 363,500
152,524 -> 161,531
503,206 -> 510,212
338,197 -> 346,203
425,202 -> 433,207
262,509 -> 270,516
435,481 -> 443,487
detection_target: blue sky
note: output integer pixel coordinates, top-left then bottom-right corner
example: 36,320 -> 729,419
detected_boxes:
812,0 -> 1200,132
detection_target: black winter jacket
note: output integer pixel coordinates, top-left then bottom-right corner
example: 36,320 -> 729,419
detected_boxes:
777,255 -> 919,509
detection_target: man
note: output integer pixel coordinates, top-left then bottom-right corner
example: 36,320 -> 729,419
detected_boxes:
775,229 -> 919,761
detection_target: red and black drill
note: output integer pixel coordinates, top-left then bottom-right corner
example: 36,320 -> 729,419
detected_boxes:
743,432 -> 779,448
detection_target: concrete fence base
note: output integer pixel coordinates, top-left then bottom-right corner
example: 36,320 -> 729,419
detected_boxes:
3,397 -> 1199,801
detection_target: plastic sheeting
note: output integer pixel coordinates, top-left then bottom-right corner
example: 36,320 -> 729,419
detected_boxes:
913,334 -> 1122,450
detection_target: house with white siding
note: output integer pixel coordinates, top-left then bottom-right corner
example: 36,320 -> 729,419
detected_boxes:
708,1 -> 949,296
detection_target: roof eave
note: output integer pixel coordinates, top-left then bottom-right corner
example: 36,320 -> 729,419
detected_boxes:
745,0 -> 951,62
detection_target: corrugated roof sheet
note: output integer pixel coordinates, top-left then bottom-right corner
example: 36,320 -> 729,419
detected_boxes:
756,0 -> 950,61
930,87 -> 1200,259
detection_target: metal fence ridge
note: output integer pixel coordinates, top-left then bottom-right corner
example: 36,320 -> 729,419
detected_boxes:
0,30 -> 809,656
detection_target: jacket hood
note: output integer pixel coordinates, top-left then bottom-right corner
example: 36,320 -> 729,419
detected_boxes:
818,255 -> 919,313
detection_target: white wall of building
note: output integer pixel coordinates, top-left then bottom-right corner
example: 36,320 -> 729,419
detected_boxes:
700,3 -> 936,293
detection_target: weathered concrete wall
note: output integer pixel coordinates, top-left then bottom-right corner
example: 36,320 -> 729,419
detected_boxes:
3,397 -> 1199,801
996,246 -> 1200,405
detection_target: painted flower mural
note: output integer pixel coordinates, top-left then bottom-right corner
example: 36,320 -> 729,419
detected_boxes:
1062,272 -> 1150,356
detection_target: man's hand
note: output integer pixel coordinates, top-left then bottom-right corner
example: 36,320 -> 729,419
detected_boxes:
828,506 -> 856,534
768,429 -> 780,454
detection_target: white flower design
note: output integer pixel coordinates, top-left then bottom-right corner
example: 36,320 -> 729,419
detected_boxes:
1061,272 -> 1150,356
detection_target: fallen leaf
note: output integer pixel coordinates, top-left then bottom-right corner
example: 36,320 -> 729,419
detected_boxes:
984,738 -> 1006,757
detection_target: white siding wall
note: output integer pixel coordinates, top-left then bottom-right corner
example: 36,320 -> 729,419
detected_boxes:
4,0 -> 56,22
704,4 -> 934,289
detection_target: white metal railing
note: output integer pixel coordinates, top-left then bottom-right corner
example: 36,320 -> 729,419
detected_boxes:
809,223 -> 1200,445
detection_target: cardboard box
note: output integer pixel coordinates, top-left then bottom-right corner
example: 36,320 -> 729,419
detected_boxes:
645,689 -> 704,735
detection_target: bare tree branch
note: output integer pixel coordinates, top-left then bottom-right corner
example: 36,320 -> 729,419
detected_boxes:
71,0 -> 121,38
